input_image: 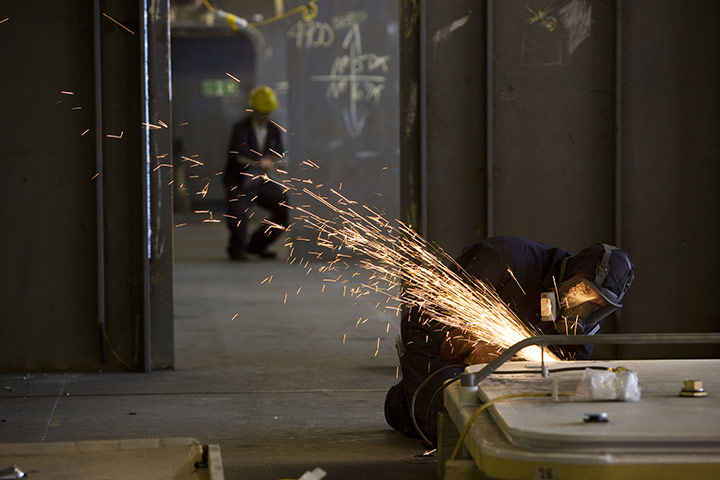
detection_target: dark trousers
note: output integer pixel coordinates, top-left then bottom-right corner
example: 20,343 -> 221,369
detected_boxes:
225,170 -> 288,256
384,343 -> 462,447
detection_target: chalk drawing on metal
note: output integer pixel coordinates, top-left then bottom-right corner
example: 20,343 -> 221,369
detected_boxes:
312,23 -> 390,137
519,0 -> 592,66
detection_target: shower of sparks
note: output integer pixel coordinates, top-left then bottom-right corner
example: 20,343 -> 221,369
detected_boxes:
270,120 -> 288,133
507,267 -> 527,295
102,13 -> 135,34
81,129 -> 90,136
106,131 -> 124,139
284,183 -> 561,363
181,155 -> 203,167
197,181 -> 210,198
225,72 -> 241,83
1,18 -> 10,25
231,313 -> 239,321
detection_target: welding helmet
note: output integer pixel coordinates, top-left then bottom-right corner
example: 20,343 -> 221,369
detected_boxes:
555,244 -> 634,335
249,85 -> 278,113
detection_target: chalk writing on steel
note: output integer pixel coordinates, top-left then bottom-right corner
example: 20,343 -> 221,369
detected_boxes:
331,10 -> 368,30
519,0 -> 592,66
287,19 -> 334,49
559,0 -> 592,56
311,24 -> 390,137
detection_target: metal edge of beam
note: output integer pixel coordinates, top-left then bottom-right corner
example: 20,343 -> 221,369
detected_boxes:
140,0 -> 152,373
613,0 -> 624,357
615,0 -> 623,250
93,0 -> 107,364
486,0 -> 494,238
419,0 -> 428,238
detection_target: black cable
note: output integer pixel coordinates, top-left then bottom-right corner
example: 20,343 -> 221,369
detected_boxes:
412,364 -> 613,447
409,364 -> 464,447
424,374 -> 463,441
420,364 -> 615,446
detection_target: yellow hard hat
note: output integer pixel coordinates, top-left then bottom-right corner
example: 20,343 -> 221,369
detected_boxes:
249,85 -> 279,113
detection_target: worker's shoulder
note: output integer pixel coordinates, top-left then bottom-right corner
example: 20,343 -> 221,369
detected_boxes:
481,236 -> 565,264
481,235 -> 537,254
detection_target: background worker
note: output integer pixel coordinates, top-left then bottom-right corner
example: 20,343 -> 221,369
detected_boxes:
223,84 -> 288,260
384,235 -> 635,446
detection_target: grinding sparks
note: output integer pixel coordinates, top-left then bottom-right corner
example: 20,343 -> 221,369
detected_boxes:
231,313 -> 239,321
288,185 -> 560,363
270,120 -> 288,133
507,267 -> 527,295
225,72 -> 241,83
102,13 -> 135,34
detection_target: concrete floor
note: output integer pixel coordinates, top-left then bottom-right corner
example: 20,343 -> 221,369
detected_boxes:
0,214 -> 436,479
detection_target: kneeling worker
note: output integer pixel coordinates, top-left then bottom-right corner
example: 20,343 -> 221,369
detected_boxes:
384,235 -> 635,446
223,84 -> 288,260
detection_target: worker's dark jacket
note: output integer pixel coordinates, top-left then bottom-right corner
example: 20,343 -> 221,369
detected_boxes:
385,236 -> 594,445
223,116 -> 284,189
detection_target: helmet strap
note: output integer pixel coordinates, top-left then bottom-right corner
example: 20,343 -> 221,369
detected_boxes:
595,244 -> 617,286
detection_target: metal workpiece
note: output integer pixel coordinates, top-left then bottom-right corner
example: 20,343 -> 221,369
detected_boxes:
472,333 -> 720,385
443,359 -> 720,479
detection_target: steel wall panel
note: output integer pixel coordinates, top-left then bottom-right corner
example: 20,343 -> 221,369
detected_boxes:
425,0 -> 487,258
0,3 -> 101,370
492,0 -> 616,253
621,0 -> 720,358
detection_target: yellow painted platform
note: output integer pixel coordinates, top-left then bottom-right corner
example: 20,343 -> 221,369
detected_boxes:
442,359 -> 720,480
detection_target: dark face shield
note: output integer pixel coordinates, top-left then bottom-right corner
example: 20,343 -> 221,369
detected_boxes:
555,277 -> 616,335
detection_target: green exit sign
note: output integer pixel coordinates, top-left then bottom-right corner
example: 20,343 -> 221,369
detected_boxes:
201,79 -> 240,98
